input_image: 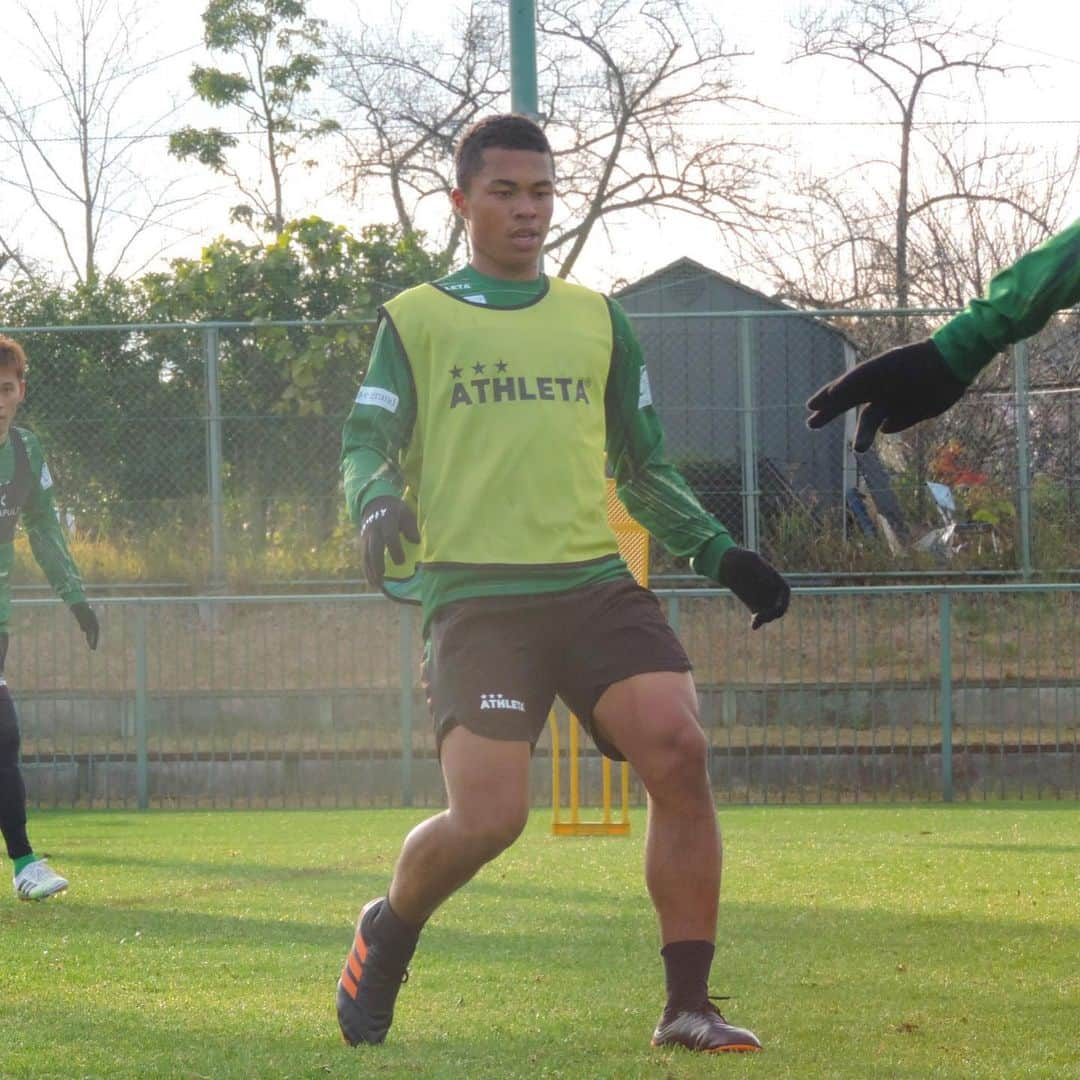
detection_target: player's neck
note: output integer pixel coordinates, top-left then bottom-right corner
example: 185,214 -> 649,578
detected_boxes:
467,256 -> 541,283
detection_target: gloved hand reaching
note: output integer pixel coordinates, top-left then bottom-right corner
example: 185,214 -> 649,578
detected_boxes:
805,338 -> 969,452
359,496 -> 420,588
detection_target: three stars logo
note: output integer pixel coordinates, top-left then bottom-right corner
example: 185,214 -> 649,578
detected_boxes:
450,359 -> 509,378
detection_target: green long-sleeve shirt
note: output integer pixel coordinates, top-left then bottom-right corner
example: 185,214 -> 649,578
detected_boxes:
341,266 -> 735,627
0,426 -> 87,634
933,218 -> 1080,383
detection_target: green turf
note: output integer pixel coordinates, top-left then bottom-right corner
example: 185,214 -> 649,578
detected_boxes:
1,804 -> 1077,1079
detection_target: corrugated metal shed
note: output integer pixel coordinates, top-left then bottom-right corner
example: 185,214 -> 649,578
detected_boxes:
614,256 -> 854,542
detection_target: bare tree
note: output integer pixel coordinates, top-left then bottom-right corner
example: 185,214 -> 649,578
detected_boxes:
763,0 -> 1078,316
325,0 -> 778,276
0,235 -> 40,285
0,0 -> 200,286
323,2 -> 506,264
761,0 -> 1080,531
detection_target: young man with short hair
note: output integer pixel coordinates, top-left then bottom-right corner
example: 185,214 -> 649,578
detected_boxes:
0,336 -> 99,901
338,114 -> 789,1053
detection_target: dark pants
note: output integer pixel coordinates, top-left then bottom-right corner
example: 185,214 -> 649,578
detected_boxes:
0,633 -> 30,861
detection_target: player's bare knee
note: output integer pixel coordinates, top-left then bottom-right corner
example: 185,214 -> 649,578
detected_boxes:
639,718 -> 709,798
451,802 -> 528,861
465,819 -> 524,863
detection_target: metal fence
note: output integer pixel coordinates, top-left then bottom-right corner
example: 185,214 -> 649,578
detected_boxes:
3,304 -> 1078,588
16,586 -> 1080,810
3,319 -> 368,590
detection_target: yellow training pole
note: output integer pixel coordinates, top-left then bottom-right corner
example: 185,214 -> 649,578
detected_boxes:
550,479 -> 641,836
550,709 -> 562,828
568,711 -> 580,827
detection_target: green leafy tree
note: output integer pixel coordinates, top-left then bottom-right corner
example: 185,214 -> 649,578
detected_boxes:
142,217 -> 447,549
169,0 -> 338,235
0,277 -> 205,533
0,219 -> 445,575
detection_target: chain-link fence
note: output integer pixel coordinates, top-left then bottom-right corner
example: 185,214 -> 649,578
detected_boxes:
4,300 -> 1079,588
7,319 -> 374,588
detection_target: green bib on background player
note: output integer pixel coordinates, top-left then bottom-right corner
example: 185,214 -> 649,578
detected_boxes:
378,277 -> 619,601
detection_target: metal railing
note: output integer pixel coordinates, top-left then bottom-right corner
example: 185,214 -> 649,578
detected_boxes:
15,585 -> 1080,810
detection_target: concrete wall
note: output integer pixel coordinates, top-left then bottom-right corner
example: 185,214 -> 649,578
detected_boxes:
20,682 -> 1079,806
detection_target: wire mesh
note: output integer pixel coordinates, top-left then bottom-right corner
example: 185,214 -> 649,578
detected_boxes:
2,303 -> 1079,586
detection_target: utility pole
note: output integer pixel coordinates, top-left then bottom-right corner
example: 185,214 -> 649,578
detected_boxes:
509,0 -> 539,118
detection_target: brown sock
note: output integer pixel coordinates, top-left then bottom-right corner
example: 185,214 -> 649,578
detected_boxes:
661,939 -> 714,1012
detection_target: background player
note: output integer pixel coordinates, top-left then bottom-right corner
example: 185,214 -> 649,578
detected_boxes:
0,336 -> 99,901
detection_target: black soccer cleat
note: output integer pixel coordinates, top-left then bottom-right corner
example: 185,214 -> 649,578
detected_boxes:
336,897 -> 412,1046
651,997 -> 762,1053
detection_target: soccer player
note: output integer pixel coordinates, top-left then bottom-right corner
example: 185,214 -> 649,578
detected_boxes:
338,115 -> 790,1054
0,336 -> 99,901
806,219 -> 1080,450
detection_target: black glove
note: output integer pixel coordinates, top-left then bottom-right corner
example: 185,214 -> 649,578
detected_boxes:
806,339 -> 969,453
359,496 -> 420,588
717,547 -> 791,630
70,601 -> 99,650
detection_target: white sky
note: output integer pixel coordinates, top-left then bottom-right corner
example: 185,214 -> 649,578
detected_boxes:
2,0 -> 1078,293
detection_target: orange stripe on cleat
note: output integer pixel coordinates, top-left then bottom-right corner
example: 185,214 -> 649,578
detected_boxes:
346,948 -> 364,982
340,969 -> 359,998
355,932 -> 368,963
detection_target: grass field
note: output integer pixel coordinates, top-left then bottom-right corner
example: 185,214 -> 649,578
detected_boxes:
2,805 -> 1077,1079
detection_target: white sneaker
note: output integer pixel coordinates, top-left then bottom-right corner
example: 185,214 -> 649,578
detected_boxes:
13,859 -> 69,901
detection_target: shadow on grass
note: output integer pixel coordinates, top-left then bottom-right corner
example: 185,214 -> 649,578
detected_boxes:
48,847 -> 631,909
6,892 -> 1076,1080
6,806 -> 1075,1077
9,892 -> 647,962
920,840 -> 1080,855
10,901 -> 356,948
66,848 -> 400,882
1,1001 -> 342,1080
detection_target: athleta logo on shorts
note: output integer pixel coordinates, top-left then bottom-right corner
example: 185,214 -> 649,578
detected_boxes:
480,692 -> 526,712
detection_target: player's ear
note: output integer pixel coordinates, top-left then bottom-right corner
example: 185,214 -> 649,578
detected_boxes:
450,186 -> 469,220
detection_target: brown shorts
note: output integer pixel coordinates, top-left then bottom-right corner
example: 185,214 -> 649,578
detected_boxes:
421,577 -> 692,760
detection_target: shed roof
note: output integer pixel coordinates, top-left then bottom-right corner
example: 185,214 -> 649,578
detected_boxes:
614,256 -> 855,346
